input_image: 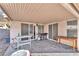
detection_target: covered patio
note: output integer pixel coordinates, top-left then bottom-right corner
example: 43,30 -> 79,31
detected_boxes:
0,3 -> 79,56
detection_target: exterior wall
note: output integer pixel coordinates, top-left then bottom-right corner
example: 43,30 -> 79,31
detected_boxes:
10,21 -> 44,43
45,20 -> 67,38
10,21 -> 65,42
10,18 -> 77,43
58,20 -> 67,36
44,24 -> 48,33
46,18 -> 77,38
10,21 -> 36,43
10,21 -> 21,43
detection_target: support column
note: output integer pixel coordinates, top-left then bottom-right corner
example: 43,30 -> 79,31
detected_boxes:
77,18 -> 79,51
35,24 -> 38,40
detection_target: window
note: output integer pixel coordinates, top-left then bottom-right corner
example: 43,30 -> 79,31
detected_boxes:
29,24 -> 34,34
29,24 -> 34,39
21,23 -> 34,39
67,20 -> 77,37
67,20 -> 77,25
21,23 -> 29,35
38,25 -> 44,33
48,24 -> 53,39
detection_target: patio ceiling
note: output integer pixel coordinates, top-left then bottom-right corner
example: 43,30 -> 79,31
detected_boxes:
0,3 -> 76,24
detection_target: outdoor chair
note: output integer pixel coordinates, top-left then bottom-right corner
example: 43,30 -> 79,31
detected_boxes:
16,35 -> 32,49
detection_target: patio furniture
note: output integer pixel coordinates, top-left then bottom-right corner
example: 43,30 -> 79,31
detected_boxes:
16,35 -> 32,49
37,33 -> 48,40
11,50 -> 30,56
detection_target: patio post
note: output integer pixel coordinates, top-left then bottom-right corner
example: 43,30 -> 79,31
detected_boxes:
77,18 -> 79,51
35,24 -> 38,40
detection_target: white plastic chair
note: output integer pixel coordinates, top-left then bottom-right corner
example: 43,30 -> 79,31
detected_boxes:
11,50 -> 30,56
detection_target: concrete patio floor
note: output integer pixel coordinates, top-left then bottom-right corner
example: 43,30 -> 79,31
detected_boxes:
4,40 -> 79,56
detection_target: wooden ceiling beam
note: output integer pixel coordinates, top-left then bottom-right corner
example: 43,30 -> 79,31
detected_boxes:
0,4 -> 13,21
72,4 -> 79,13
61,3 -> 79,18
70,3 -> 79,14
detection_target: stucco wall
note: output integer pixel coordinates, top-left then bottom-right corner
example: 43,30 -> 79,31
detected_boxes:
10,18 -> 77,43
10,21 -> 42,43
44,24 -> 48,33
44,20 -> 67,37
58,20 -> 67,36
10,21 -> 21,43
44,18 -> 77,38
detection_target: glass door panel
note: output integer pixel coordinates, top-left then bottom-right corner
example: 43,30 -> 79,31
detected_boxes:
48,24 -> 53,39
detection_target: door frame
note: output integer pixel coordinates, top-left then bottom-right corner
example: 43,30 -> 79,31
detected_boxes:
21,23 -> 35,40
48,22 -> 58,41
52,23 -> 58,41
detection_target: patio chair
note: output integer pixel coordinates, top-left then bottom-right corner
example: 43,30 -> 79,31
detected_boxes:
11,50 -> 30,56
16,35 -> 32,50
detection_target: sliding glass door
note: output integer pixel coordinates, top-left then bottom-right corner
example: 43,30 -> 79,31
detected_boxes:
38,25 -> 44,33
53,23 -> 58,40
21,23 -> 34,40
48,23 -> 58,40
48,24 -> 53,39
21,23 -> 29,36
21,23 -> 29,40
29,24 -> 34,39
